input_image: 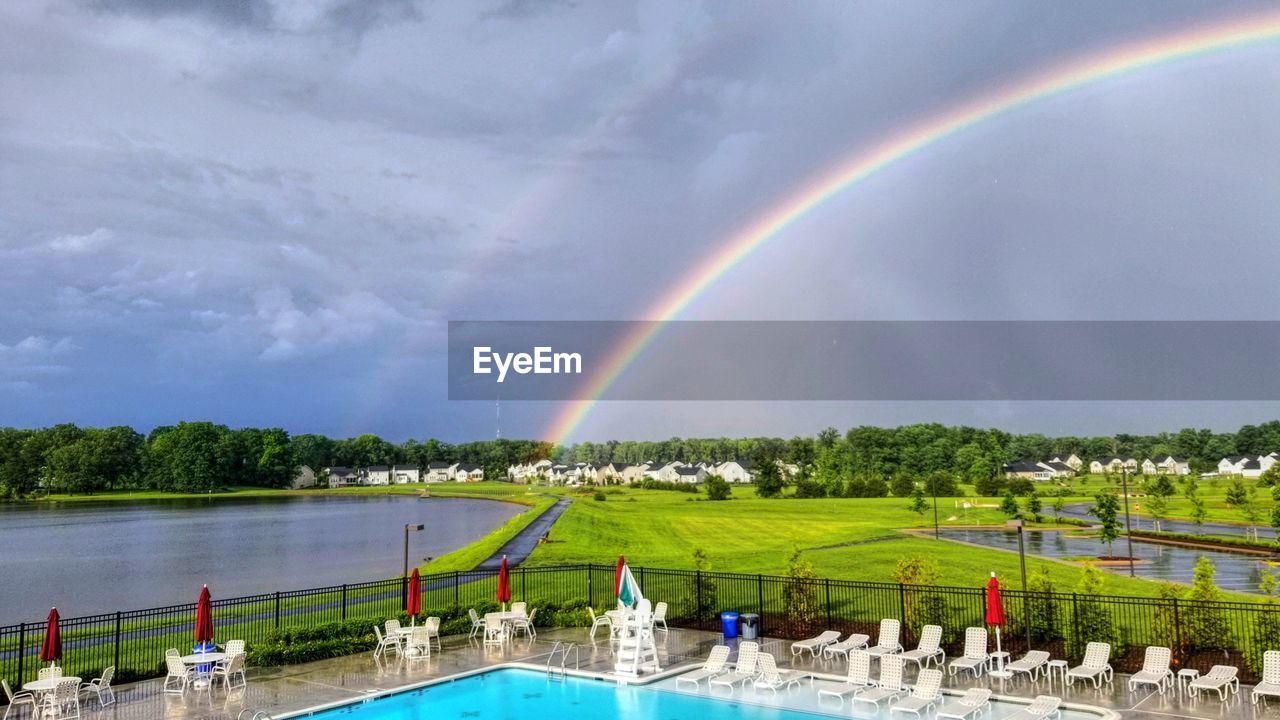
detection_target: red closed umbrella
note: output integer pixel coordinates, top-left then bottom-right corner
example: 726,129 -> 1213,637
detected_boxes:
985,574 -> 1005,671
40,608 -> 61,666
194,585 -> 214,644
406,568 -> 421,617
614,555 -> 626,597
496,555 -> 511,611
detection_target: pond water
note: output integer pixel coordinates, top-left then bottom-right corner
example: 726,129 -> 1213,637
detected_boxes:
0,494 -> 522,623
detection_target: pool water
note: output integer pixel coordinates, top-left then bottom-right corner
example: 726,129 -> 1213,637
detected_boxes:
300,668 -> 1108,720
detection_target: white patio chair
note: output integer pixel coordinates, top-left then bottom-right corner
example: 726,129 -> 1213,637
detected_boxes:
1127,646 -> 1173,693
1065,642 -> 1112,688
852,655 -> 907,709
165,648 -> 180,658
1190,665 -> 1239,701
483,613 -> 506,647
866,619 -> 905,657
816,649 -> 874,706
511,601 -> 527,617
468,608 -> 484,639
406,627 -> 432,661
653,602 -> 669,634
385,619 -> 402,638
587,607 -> 612,640
675,645 -> 731,688
1005,695 -> 1062,720
511,608 -> 537,639
754,653 -> 809,694
823,632 -> 870,660
78,666 -> 115,707
222,639 -> 245,657
163,655 -> 193,694
936,687 -> 992,720
213,653 -> 246,690
37,667 -> 62,681
2,678 -> 39,720
373,625 -> 401,658
890,668 -> 943,718
791,630 -> 842,658
900,625 -> 945,669
424,616 -> 442,649
1254,651 -> 1280,705
709,641 -> 760,692
947,627 -> 988,677
1007,650 -> 1050,684
40,678 -> 80,719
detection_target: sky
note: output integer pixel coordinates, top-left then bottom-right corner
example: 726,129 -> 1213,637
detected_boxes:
3,0 -> 1280,443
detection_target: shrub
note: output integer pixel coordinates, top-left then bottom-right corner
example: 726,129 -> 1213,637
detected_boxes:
1249,569 -> 1280,674
592,490 -> 606,501
782,546 -> 818,632
1184,557 -> 1231,651
1023,568 -> 1063,644
704,474 -> 731,500
1068,563 -> 1123,656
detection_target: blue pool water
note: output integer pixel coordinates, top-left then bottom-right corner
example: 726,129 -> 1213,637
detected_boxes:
300,669 -> 1107,720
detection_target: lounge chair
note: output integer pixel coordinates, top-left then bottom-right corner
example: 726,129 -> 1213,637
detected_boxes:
947,627 -> 988,677
588,607 -> 612,640
816,650 -> 874,706
709,641 -> 760,692
1005,695 -> 1062,720
866,619 -> 905,657
1007,650 -> 1050,684
900,625 -> 945,669
675,645 -> 731,688
791,630 -> 842,658
3,678 -> 39,720
936,688 -> 992,720
1065,642 -> 1112,688
78,666 -> 115,707
1127,646 -> 1173,694
1254,651 -> 1280,705
468,608 -> 484,639
852,655 -> 908,709
754,653 -> 811,694
823,632 -> 870,660
1189,665 -> 1239,701
890,668 -> 944,718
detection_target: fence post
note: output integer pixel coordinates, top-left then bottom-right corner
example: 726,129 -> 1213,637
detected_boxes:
588,565 -> 594,608
17,622 -> 25,683
454,571 -> 460,607
696,571 -> 704,629
274,592 -> 282,628
1172,598 -> 1182,653
898,583 -> 907,623
341,585 -> 348,620
522,567 -> 527,600
1070,593 -> 1081,659
757,574 -> 765,633
113,612 -> 122,672
825,578 -> 832,627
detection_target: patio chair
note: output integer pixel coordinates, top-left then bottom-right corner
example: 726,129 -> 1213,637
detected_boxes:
1004,695 -> 1062,720
890,668 -> 943,718
40,678 -> 80,719
900,625 -> 945,669
1254,651 -> 1280,705
483,613 -> 506,647
1189,665 -> 1239,701
38,667 -> 63,681
653,602 -> 669,634
852,655 -> 907,709
816,650 -> 874,706
1065,642 -> 1112,688
406,627 -> 433,660
1007,650 -> 1050,684
163,655 -> 193,694
424,616 -> 443,649
212,653 -> 246,690
947,627 -> 989,677
675,645 -> 731,688
78,666 -> 115,707
1127,646 -> 1173,694
512,608 -> 537,639
754,653 -> 810,694
936,687 -> 992,720
222,639 -> 245,657
791,630 -> 842,658
709,641 -> 760,692
511,601 -> 527,617
588,607 -> 613,640
385,619 -> 402,638
373,625 -> 401,658
866,619 -> 905,658
3,678 -> 39,720
823,632 -> 870,660
165,648 -> 180,658
468,608 -> 484,639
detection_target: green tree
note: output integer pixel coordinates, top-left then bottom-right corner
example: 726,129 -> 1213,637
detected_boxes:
1024,568 -> 1062,644
1184,478 -> 1207,527
999,489 -> 1021,518
752,448 -> 785,498
1070,563 -> 1121,654
691,547 -> 718,620
909,486 -> 929,517
1184,557 -> 1231,651
1225,478 -> 1249,508
1025,490 -> 1043,523
1151,582 -> 1183,651
704,474 -> 731,501
1146,475 -> 1175,532
1238,483 -> 1262,539
1259,464 -> 1280,488
923,472 -> 960,497
1089,492 -> 1122,557
1249,569 -> 1280,674
1271,485 -> 1280,548
782,546 -> 818,632
894,557 -> 949,640
890,473 -> 916,498
1051,495 -> 1066,523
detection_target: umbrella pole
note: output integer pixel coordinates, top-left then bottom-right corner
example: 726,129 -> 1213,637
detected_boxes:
995,627 -> 1004,672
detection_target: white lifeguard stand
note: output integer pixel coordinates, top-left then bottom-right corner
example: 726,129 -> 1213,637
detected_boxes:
613,598 -> 660,677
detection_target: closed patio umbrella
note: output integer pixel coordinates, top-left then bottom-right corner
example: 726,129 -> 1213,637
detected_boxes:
40,608 -> 61,667
496,555 -> 511,612
985,573 -> 1006,671
406,568 -> 421,618
194,585 -> 214,645
614,555 -> 626,598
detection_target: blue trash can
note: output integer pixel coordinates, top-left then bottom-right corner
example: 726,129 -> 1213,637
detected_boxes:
720,611 -> 740,639
192,642 -> 216,674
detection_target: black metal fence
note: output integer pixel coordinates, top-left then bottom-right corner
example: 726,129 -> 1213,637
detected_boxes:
3,563 -> 1278,692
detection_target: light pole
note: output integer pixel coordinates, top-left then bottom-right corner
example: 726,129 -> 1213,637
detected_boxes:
932,480 -> 940,540
1007,519 -> 1031,651
1120,467 -> 1136,577
403,523 -> 424,607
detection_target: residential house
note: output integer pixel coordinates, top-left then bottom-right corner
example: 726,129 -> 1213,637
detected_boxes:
325,466 -> 359,488
1090,457 -> 1138,474
715,459 -> 753,483
362,466 -> 391,485
1147,455 -> 1190,476
618,463 -> 647,484
1217,456 -> 1251,475
1049,453 -> 1084,471
392,465 -> 420,484
549,464 -> 570,483
641,463 -> 663,481
424,462 -> 452,483
291,465 -> 316,489
658,462 -> 688,483
1042,461 -> 1076,478
455,463 -> 484,482
1002,461 -> 1053,481
673,466 -> 706,483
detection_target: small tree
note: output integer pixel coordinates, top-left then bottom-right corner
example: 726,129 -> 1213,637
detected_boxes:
1025,490 -> 1043,523
1184,557 -> 1231,651
1070,563 -> 1121,655
1249,568 -> 1280,674
1051,495 -> 1066,523
782,546 -> 818,632
1000,489 -> 1021,519
1183,478 -> 1207,528
1147,475 -> 1175,532
691,547 -> 718,621
753,449 -> 785,498
1151,582 -> 1183,652
1239,484 -> 1261,539
1025,568 -> 1062,644
909,486 -> 929,517
891,473 -> 916,498
894,557 -> 950,640
1271,485 -> 1280,548
1259,464 -> 1280,488
1225,478 -> 1249,508
704,474 -> 731,501
1089,492 -> 1123,558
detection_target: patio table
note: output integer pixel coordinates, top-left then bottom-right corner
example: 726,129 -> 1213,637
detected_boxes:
23,676 -> 81,697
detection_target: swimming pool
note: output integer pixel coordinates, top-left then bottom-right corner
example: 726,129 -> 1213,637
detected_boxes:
294,668 -> 1114,720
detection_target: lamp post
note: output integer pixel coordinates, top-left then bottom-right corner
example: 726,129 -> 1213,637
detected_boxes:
1006,519 -> 1031,651
1120,467 -> 1136,577
932,480 -> 940,540
403,523 -> 424,607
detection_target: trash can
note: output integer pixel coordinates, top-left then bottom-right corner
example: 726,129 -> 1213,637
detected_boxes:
739,613 -> 760,640
720,611 -> 740,639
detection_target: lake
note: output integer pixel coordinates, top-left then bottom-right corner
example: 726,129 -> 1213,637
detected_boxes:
0,494 -> 523,623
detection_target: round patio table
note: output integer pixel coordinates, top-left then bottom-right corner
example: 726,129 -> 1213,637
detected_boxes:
180,652 -> 227,665
23,675 -> 81,702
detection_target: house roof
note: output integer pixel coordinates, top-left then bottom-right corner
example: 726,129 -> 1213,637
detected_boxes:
1224,456 -> 1250,463
395,464 -> 419,471
456,463 -> 481,472
365,465 -> 389,472
1003,461 -> 1044,473
1044,461 -> 1073,472
1151,455 -> 1185,464
328,466 -> 354,475
1242,458 -> 1262,470
427,462 -> 450,469
674,466 -> 702,475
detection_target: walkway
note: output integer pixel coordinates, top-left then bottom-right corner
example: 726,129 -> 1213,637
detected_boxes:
474,496 -> 571,569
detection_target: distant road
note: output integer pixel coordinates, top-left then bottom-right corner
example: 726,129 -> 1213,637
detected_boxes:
1061,502 -> 1276,539
474,496 -> 572,569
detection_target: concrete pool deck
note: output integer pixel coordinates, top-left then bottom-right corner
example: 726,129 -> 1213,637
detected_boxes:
49,628 -> 1280,720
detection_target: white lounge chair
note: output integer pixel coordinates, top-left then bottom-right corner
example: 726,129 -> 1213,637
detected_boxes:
675,645 -> 731,688
1065,642 -> 1113,688
866,619 -> 905,657
3,678 -> 39,720
900,625 -> 945,669
823,632 -> 870,660
709,641 -> 760,692
936,687 -> 992,720
816,650 -> 874,706
1254,651 -> 1280,705
39,679 -> 80,720
1127,646 -> 1173,693
890,668 -> 943,718
588,607 -> 612,640
947,627 -> 988,677
373,625 -> 401,658
1189,665 -> 1239,701
163,655 -> 193,694
213,653 -> 246,690
791,630 -> 842,658
1007,650 -> 1050,684
852,655 -> 908,709
1005,695 -> 1062,720
754,653 -> 810,694
78,666 -> 115,707
654,602 -> 669,634
468,608 -> 484,639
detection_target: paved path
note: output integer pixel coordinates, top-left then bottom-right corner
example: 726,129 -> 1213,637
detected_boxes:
474,496 -> 571,570
1061,502 -> 1276,538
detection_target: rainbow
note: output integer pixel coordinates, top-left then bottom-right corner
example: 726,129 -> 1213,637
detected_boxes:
543,11 -> 1280,445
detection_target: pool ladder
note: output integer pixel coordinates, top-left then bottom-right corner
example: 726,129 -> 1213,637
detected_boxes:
546,641 -> 580,680
237,710 -> 274,720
